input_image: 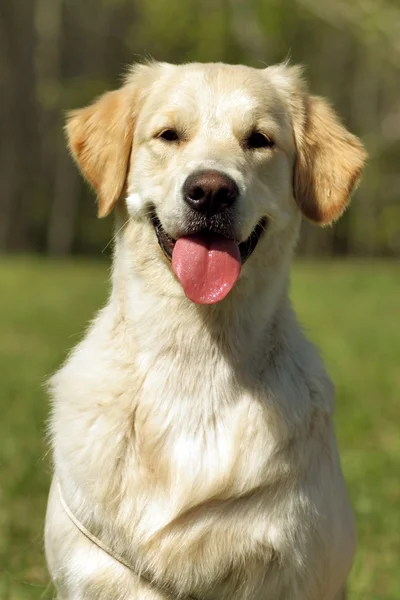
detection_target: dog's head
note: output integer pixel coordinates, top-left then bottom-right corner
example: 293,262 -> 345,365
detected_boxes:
67,62 -> 366,305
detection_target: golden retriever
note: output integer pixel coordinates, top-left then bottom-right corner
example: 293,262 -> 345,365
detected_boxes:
45,61 -> 366,600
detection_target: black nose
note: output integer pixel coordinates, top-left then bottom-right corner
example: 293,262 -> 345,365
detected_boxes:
183,170 -> 239,214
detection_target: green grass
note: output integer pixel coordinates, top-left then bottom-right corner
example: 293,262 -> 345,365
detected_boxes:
0,258 -> 399,599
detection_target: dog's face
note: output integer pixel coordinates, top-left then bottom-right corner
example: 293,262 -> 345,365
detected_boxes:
67,62 -> 366,304
129,63 -> 297,243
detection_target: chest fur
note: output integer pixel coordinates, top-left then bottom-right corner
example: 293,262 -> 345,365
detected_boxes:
51,313 -> 345,598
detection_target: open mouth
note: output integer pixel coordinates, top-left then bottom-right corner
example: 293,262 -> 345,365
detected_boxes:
151,214 -> 267,264
151,213 -> 268,305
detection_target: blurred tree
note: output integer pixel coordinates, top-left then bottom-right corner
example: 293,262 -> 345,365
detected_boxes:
0,0 -> 398,256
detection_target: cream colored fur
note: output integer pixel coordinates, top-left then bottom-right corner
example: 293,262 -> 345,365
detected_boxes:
45,62 -> 366,600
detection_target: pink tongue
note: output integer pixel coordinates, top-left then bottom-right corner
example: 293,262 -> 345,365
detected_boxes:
172,235 -> 241,304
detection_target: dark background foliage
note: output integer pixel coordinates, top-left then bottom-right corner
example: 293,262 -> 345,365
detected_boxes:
1,0 -> 399,257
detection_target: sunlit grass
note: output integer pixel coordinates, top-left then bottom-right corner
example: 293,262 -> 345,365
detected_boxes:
0,258 -> 399,599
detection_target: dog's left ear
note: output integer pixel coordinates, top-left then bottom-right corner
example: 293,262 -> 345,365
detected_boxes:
66,84 -> 136,218
293,95 -> 367,224
268,64 -> 367,225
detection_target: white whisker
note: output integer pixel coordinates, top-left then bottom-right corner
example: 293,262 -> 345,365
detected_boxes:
102,219 -> 130,253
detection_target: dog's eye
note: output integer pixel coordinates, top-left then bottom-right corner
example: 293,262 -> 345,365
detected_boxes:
246,131 -> 274,150
158,129 -> 179,142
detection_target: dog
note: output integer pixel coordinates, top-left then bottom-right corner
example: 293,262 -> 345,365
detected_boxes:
45,61 -> 366,600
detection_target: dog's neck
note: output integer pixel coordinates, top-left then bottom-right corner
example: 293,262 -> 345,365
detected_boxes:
90,225 -> 299,521
110,222 -> 295,371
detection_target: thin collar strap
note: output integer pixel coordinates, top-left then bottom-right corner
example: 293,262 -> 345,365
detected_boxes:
57,479 -> 199,600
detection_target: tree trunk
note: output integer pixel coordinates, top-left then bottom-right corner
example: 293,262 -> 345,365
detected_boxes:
47,143 -> 79,255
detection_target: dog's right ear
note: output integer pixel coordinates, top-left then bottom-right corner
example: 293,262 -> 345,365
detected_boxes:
66,84 -> 136,218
